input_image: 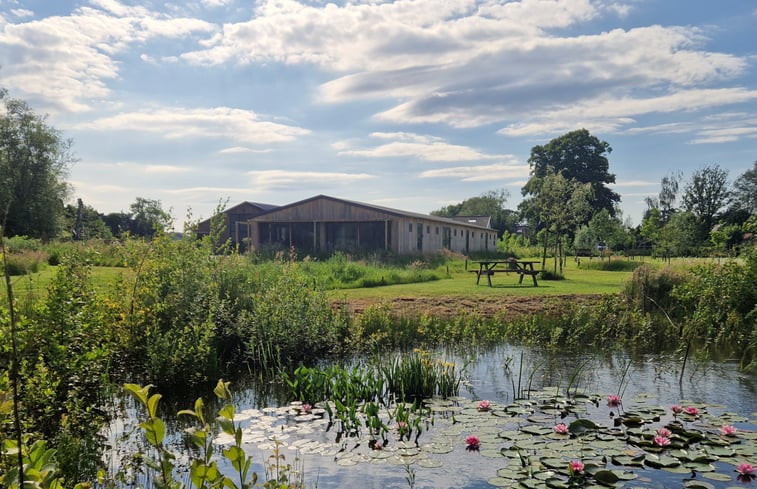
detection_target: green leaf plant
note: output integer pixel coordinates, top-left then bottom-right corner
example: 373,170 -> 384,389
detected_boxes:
125,380 -> 265,489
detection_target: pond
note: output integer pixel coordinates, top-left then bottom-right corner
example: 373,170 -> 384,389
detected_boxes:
111,345 -> 757,489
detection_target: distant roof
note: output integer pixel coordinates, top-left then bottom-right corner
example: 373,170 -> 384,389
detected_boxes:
450,216 -> 492,228
197,201 -> 279,226
253,194 -> 493,230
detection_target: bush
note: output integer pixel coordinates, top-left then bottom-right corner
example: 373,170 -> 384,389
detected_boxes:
2,250 -> 47,275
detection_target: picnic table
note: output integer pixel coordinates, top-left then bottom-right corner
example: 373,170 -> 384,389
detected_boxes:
471,259 -> 541,287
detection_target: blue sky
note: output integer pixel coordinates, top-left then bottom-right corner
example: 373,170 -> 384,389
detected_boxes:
1,0 -> 755,228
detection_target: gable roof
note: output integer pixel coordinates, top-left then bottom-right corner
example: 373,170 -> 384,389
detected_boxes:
252,194 -> 493,230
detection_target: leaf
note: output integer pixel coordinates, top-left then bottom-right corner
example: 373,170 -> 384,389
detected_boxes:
147,393 -> 162,418
569,418 -> 598,435
593,470 -> 620,486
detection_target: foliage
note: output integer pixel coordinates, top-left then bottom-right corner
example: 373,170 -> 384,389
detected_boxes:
62,199 -> 112,241
0,91 -> 74,240
522,129 -> 619,218
731,161 -> 757,214
682,164 -> 731,239
124,380 -> 304,489
129,197 -> 172,238
670,250 -> 757,370
431,189 -> 515,237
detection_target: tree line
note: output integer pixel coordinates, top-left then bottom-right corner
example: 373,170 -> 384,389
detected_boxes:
433,129 -> 756,269
1,90 -> 755,262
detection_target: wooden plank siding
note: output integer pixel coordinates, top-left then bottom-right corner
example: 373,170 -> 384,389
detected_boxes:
245,195 -> 497,256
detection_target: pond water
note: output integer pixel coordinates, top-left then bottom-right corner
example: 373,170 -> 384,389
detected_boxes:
111,345 -> 757,489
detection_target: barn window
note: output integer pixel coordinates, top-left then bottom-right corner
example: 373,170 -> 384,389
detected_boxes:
435,227 -> 439,235
409,223 -> 413,232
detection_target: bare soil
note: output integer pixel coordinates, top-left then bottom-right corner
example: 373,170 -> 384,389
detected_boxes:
334,294 -> 607,321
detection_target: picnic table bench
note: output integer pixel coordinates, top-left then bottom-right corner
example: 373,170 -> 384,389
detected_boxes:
470,260 -> 541,287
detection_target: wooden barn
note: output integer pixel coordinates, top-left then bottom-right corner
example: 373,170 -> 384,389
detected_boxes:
243,195 -> 497,255
196,201 -> 278,246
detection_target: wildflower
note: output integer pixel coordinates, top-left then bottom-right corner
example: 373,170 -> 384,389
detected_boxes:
478,400 -> 491,411
465,435 -> 480,451
302,403 -> 312,414
671,405 -> 683,414
554,423 -> 569,434
607,395 -> 621,407
720,425 -> 737,436
569,460 -> 584,474
736,463 -> 754,476
684,406 -> 699,416
656,428 -> 671,438
654,435 -> 671,447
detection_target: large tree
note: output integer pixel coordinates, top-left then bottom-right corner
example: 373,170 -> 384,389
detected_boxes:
431,189 -> 515,236
732,161 -> 757,214
129,197 -> 171,237
682,164 -> 730,239
0,90 -> 73,239
522,129 -> 619,218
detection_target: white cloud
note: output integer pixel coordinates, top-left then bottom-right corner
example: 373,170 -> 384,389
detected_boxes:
144,164 -> 191,174
611,180 -> 658,188
498,88 -> 757,137
0,0 -> 215,111
10,8 -> 32,18
419,163 -> 529,182
74,106 -> 310,143
247,170 -> 374,190
335,132 -> 514,162
219,146 -> 272,154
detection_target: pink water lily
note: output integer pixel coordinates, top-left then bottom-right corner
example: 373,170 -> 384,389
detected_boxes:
671,405 -> 683,414
684,406 -> 699,416
654,435 -> 671,447
569,460 -> 584,474
465,435 -> 480,451
720,425 -> 737,436
607,395 -> 621,407
554,423 -> 569,434
736,463 -> 754,476
477,400 -> 491,411
301,403 -> 312,414
656,427 -> 671,438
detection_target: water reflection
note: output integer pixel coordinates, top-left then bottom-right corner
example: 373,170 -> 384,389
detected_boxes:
108,345 -> 757,489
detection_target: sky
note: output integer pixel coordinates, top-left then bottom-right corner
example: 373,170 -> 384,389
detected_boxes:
1,0 -> 755,229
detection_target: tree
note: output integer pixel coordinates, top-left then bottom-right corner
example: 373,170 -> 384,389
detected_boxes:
521,169 -> 592,272
657,211 -> 699,259
732,161 -> 757,214
62,199 -> 112,241
588,208 -> 626,259
682,165 -> 730,239
522,129 -> 619,219
0,90 -> 73,239
129,197 -> 171,237
658,171 -> 682,222
431,189 -> 514,236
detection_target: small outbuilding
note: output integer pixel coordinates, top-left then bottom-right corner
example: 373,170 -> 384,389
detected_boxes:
243,195 -> 497,255
196,201 -> 278,246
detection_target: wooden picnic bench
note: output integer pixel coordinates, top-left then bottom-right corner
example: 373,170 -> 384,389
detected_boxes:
470,260 -> 541,287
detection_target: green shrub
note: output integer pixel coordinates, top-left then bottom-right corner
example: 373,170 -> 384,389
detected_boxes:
580,259 -> 646,272
2,250 -> 47,275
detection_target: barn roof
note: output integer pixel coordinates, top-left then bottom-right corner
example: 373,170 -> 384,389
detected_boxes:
252,194 -> 494,230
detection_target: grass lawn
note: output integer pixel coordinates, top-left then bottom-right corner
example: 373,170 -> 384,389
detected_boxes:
2,266 -> 128,304
332,257 -> 635,300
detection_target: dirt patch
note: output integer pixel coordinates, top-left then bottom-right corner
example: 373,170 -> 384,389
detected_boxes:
333,294 -> 607,321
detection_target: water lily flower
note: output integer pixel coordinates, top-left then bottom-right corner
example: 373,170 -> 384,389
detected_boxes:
397,421 -> 408,432
736,463 -> 754,476
569,460 -> 584,474
554,423 -> 569,434
671,405 -> 683,414
684,406 -> 699,416
720,425 -> 737,436
302,403 -> 312,414
478,400 -> 491,411
465,435 -> 480,451
656,428 -> 672,438
607,395 -> 621,407
654,435 -> 671,447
